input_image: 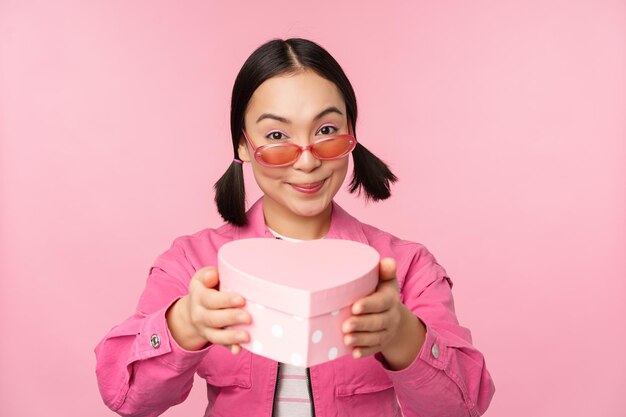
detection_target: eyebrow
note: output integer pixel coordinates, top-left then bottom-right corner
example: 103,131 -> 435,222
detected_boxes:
255,106 -> 344,124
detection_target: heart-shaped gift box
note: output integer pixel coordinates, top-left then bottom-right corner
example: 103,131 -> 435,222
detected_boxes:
217,238 -> 380,367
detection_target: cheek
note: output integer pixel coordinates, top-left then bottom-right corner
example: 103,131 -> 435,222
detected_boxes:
330,159 -> 350,182
250,163 -> 286,185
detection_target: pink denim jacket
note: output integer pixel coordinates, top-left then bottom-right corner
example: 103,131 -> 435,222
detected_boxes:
95,198 -> 495,417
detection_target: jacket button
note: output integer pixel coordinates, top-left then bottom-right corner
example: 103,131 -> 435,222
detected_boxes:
150,334 -> 161,349
431,343 -> 440,359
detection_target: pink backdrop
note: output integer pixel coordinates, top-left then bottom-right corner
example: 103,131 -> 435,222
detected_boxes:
1,1 -> 625,416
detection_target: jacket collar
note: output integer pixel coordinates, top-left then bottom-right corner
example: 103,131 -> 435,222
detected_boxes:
233,197 -> 369,245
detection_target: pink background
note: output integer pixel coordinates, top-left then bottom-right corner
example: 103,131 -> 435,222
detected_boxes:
1,1 -> 624,416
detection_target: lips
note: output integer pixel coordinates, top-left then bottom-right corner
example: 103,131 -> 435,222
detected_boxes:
289,179 -> 326,194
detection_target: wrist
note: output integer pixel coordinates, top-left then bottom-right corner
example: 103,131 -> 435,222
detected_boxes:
380,305 -> 425,370
166,296 -> 209,351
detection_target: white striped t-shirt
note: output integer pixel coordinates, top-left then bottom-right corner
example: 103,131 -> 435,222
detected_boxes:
267,226 -> 315,417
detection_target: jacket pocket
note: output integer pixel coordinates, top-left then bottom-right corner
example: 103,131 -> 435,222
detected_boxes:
197,344 -> 252,388
333,355 -> 401,417
333,355 -> 394,396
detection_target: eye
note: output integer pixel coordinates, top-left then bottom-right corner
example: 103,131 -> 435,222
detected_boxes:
318,125 -> 338,135
266,131 -> 287,141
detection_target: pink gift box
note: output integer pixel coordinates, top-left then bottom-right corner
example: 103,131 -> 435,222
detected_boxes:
217,238 -> 380,367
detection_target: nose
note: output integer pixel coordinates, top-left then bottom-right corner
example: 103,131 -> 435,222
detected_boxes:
291,147 -> 321,172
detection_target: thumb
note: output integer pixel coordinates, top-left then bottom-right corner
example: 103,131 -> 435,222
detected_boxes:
199,266 -> 220,289
379,257 -> 397,282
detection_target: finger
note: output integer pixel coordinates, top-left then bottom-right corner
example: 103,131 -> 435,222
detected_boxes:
342,312 -> 388,333
199,307 -> 251,329
352,286 -> 395,315
378,257 -> 397,282
193,267 -> 220,289
352,345 -> 383,359
344,330 -> 389,348
196,287 -> 246,310
224,343 -> 242,355
203,327 -> 249,346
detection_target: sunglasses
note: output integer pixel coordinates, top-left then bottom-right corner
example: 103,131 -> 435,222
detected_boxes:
242,130 -> 357,167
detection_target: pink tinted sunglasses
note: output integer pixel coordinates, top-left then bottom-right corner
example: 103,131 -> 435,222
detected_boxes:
242,130 -> 357,167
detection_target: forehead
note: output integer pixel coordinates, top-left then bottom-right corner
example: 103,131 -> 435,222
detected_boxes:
246,70 -> 346,121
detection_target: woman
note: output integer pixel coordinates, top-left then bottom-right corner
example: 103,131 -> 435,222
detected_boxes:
95,37 -> 495,417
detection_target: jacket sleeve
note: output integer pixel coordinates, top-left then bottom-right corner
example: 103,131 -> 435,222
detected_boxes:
94,239 -> 209,417
376,245 -> 495,417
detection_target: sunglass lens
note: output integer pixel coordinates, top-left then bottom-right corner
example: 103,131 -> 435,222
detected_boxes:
259,146 -> 299,166
313,137 -> 353,159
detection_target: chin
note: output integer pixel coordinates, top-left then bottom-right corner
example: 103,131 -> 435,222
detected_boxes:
288,197 -> 332,218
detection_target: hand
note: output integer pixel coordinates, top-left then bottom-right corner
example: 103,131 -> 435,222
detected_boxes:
341,257 -> 403,358
166,266 -> 251,353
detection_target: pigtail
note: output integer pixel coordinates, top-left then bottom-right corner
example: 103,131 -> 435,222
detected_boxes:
348,142 -> 398,200
213,161 -> 247,226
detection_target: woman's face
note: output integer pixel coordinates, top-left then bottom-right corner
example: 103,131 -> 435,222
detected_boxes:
239,69 -> 350,224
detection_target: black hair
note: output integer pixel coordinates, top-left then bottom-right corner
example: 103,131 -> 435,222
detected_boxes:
214,38 -> 398,226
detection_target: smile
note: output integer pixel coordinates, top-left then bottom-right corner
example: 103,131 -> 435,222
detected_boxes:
288,179 -> 327,194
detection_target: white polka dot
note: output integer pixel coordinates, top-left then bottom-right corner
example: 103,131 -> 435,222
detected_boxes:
331,309 -> 340,316
311,330 -> 323,344
328,347 -> 338,360
293,315 -> 305,321
290,353 -> 303,366
255,303 -> 266,310
271,324 -> 284,338
251,340 -> 263,354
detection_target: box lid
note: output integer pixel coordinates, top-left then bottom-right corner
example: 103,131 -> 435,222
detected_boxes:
218,238 -> 380,318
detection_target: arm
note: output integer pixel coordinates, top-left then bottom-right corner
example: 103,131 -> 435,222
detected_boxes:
381,249 -> 495,417
94,239 -> 251,416
343,249 -> 495,417
94,239 -> 207,417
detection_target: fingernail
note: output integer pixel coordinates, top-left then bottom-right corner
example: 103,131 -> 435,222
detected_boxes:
344,335 -> 354,346
343,323 -> 354,333
236,312 -> 248,322
231,295 -> 243,305
236,332 -> 247,342
353,349 -> 362,358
